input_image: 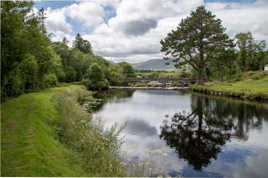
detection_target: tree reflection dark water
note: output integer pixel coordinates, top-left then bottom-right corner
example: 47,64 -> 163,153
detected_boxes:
160,95 -> 268,171
93,89 -> 135,111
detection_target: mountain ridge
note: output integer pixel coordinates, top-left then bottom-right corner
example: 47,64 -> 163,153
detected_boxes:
132,59 -> 175,70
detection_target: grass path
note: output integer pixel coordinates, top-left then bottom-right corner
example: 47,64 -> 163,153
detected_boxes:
1,86 -> 86,176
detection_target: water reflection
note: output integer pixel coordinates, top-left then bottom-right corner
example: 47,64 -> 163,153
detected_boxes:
93,89 -> 135,111
160,96 -> 234,170
126,119 -> 157,137
93,89 -> 268,177
160,95 -> 268,171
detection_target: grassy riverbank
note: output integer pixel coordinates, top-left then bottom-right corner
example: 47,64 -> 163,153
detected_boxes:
1,85 -> 124,176
191,71 -> 268,102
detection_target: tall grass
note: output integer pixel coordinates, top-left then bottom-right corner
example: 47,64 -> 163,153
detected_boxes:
54,87 -> 126,176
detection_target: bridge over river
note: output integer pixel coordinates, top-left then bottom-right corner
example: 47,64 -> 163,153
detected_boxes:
115,77 -> 197,86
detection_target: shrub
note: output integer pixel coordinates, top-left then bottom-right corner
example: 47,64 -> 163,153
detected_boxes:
82,79 -> 109,90
43,73 -> 58,88
172,81 -> 184,87
54,88 -> 125,176
128,82 -> 147,87
84,63 -> 110,90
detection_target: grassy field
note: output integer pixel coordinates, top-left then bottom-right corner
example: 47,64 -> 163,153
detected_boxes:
191,71 -> 268,101
1,85 -> 124,176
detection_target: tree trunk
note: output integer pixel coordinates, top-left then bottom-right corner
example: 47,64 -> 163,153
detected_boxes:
260,57 -> 264,71
198,37 -> 205,85
197,65 -> 205,85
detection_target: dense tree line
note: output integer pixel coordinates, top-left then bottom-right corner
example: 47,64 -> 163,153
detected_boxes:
161,6 -> 268,84
1,0 -> 136,101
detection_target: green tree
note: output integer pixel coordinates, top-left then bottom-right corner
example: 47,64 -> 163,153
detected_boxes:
235,32 -> 266,71
1,0 -> 34,97
160,6 -> 232,85
1,0 -> 55,99
106,64 -> 124,84
73,33 -> 93,54
87,63 -> 105,82
19,54 -> 39,91
84,63 -> 109,90
62,37 -> 69,46
235,32 -> 252,71
207,48 -> 239,81
119,62 -> 136,78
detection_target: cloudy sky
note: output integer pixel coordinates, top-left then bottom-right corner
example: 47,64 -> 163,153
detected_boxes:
34,0 -> 268,63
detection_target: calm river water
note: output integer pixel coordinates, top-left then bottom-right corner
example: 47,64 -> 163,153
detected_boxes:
93,89 -> 268,177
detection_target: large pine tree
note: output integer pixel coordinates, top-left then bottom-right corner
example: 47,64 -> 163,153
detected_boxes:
73,33 -> 93,54
160,6 -> 233,85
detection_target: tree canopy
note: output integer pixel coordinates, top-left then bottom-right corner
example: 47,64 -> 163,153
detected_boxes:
160,6 -> 233,85
235,32 -> 266,71
1,0 -> 135,100
73,33 -> 93,55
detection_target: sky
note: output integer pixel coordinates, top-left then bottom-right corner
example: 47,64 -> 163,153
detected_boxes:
33,0 -> 268,63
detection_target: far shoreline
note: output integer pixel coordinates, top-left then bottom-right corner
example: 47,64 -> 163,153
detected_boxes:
109,86 -> 190,90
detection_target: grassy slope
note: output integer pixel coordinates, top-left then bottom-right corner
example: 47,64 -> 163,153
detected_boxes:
1,85 -> 88,176
192,71 -> 268,100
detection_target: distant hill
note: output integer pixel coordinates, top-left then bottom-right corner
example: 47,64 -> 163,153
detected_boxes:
132,59 -> 175,70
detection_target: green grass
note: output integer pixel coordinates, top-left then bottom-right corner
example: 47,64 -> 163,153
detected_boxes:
128,82 -> 148,87
1,85 -> 124,176
191,71 -> 268,101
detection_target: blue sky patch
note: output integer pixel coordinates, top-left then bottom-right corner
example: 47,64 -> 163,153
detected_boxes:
103,5 -> 116,23
34,0 -> 78,10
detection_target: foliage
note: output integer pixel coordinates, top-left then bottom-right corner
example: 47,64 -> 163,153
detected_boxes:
128,82 -> 147,87
1,0 -> 57,100
42,73 -> 58,88
73,33 -> 93,54
160,6 -> 233,85
206,48 -> 240,81
1,0 -> 133,101
51,41 -> 130,85
119,62 -> 136,78
172,81 -> 184,87
54,87 -> 126,176
235,32 -> 266,71
83,63 -> 110,90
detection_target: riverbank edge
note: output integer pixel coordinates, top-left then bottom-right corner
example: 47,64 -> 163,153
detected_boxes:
190,85 -> 268,103
1,85 -> 124,176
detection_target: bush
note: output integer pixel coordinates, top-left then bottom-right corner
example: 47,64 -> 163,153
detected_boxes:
128,82 -> 147,87
54,87 -> 125,176
179,70 -> 192,78
172,81 -> 184,87
43,73 -> 58,88
82,79 -> 110,90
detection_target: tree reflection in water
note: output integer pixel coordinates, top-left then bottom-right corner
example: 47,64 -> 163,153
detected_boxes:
160,95 -> 268,171
93,89 -> 135,111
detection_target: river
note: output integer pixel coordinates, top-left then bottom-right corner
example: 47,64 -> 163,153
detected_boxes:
92,89 -> 268,177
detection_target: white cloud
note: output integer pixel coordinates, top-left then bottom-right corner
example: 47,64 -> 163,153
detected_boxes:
206,1 -> 268,41
44,0 -> 268,63
63,2 -> 105,27
46,8 -> 72,34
